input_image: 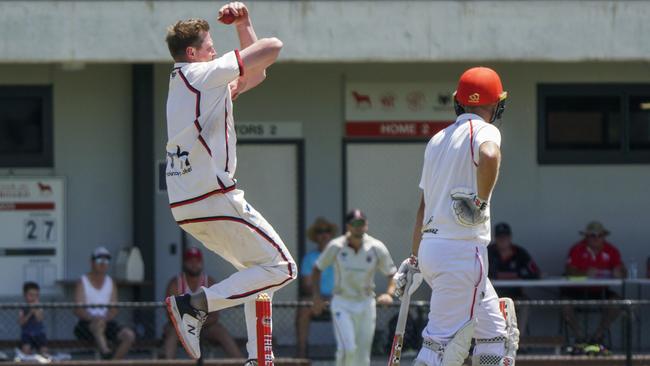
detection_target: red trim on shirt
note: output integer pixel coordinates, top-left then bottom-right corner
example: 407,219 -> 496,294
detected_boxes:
198,135 -> 212,156
169,184 -> 236,208
176,69 -> 201,120
235,49 -> 244,76
216,177 -> 227,190
469,119 -> 478,167
224,106 -> 230,172
176,69 -> 214,158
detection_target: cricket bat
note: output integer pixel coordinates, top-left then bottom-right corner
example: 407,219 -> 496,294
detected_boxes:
387,272 -> 413,366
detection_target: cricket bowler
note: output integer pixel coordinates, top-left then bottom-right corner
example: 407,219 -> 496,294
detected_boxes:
163,3 -> 296,364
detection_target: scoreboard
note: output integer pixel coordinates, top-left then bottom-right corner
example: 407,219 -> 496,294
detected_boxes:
0,177 -> 65,296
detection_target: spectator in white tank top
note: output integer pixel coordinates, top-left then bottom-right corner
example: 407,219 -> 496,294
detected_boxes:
163,247 -> 242,359
73,247 -> 135,359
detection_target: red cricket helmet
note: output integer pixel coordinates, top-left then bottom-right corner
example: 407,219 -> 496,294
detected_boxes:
454,67 -> 508,122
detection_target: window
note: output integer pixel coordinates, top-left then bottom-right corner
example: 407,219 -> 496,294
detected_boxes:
538,84 -> 650,164
0,86 -> 53,167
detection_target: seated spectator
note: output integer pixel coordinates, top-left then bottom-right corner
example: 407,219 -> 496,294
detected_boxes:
163,247 -> 242,359
19,282 -> 48,356
73,247 -> 135,359
488,222 -> 540,334
295,217 -> 337,358
562,221 -> 625,350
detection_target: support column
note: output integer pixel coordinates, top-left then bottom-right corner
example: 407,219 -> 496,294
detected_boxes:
132,64 -> 155,301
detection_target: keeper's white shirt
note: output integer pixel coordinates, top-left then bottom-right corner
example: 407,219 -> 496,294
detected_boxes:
419,113 -> 501,245
315,234 -> 397,301
165,50 -> 244,208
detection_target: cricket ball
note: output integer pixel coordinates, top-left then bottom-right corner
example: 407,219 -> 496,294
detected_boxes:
219,12 -> 236,25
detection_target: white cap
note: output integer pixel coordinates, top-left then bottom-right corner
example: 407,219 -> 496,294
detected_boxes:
91,246 -> 111,259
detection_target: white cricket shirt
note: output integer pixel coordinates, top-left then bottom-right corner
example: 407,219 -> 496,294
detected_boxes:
419,113 -> 501,245
315,234 -> 397,301
165,50 -> 243,208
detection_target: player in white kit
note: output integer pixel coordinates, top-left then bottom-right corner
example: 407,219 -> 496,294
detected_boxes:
311,210 -> 397,366
162,3 -> 296,364
393,67 -> 519,366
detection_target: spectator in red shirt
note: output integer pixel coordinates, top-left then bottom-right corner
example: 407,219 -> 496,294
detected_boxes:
563,221 -> 626,348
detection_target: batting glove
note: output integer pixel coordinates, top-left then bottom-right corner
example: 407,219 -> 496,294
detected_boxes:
393,255 -> 423,299
450,191 -> 489,227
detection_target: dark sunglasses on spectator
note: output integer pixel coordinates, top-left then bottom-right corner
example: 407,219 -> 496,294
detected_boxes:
586,233 -> 604,238
94,256 -> 111,264
315,228 -> 331,235
349,219 -> 366,228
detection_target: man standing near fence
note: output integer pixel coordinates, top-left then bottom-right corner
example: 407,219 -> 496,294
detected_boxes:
311,209 -> 397,366
163,2 -> 296,364
393,67 -> 519,366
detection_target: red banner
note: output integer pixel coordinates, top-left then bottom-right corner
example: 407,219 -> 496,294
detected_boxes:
0,202 -> 55,211
346,121 -> 452,138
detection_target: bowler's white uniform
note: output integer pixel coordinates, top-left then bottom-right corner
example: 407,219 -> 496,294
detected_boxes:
165,50 -> 296,359
416,113 -> 507,365
315,234 -> 397,366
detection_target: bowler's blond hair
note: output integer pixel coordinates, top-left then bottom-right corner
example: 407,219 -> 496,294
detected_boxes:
165,18 -> 210,62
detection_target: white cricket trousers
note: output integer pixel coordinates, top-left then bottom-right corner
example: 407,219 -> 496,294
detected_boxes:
171,189 -> 297,359
330,296 -> 376,366
415,238 -> 506,366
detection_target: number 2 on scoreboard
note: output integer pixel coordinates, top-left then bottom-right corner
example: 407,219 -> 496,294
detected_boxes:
24,218 -> 57,242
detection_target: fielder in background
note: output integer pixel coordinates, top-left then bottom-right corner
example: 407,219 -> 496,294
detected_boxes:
163,247 -> 242,359
393,67 -> 519,366
311,209 -> 397,366
163,3 -> 296,365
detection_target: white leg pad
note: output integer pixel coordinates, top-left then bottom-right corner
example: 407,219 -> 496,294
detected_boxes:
441,320 -> 475,366
421,320 -> 475,366
472,298 -> 518,366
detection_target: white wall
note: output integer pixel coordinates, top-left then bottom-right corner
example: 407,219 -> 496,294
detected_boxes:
0,64 -> 133,281
153,61 -> 650,278
1,1 -> 649,62
3,60 -> 646,298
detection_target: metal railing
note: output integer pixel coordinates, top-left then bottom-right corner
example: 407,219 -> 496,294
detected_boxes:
0,299 -> 648,365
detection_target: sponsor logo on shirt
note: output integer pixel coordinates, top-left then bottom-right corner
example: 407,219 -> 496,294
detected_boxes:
166,145 -> 192,177
422,216 -> 439,234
